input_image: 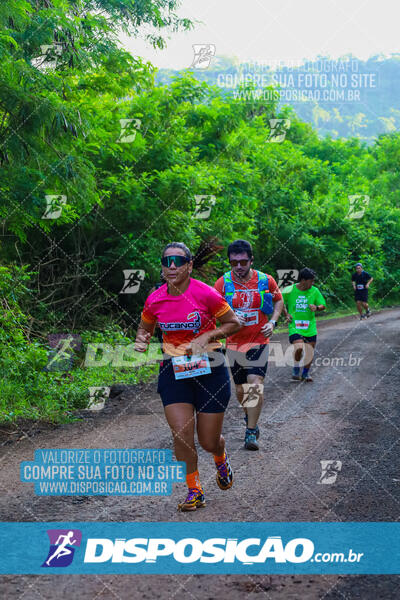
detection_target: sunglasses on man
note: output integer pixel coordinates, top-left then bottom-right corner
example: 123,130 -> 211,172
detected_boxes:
161,255 -> 190,267
229,259 -> 251,267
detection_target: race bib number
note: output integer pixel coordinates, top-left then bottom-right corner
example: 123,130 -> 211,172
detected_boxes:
172,354 -> 211,379
236,309 -> 259,326
295,320 -> 310,330
357,284 -> 364,289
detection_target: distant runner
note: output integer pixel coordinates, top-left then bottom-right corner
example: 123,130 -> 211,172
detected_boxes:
214,239 -> 283,451
134,242 -> 240,512
352,262 -> 373,320
281,268 -> 326,382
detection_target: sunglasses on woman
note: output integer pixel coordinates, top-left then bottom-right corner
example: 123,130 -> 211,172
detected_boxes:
230,259 -> 250,267
161,255 -> 190,267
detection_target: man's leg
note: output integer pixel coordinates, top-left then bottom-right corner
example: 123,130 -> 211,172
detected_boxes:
301,340 -> 316,381
292,339 -> 304,379
244,373 -> 264,429
235,383 -> 245,415
356,300 -> 363,317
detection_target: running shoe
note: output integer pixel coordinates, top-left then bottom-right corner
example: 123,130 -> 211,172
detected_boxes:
244,414 -> 260,439
301,375 -> 313,382
291,375 -> 302,381
366,309 -> 372,318
177,488 -> 206,512
215,452 -> 234,490
245,428 -> 259,451
360,315 -> 365,320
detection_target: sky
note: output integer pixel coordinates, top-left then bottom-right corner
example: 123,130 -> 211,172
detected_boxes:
121,0 -> 400,69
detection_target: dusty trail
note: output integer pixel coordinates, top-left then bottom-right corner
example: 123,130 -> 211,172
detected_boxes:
1,308 -> 399,599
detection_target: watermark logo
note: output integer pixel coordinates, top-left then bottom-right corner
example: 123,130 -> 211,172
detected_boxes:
42,529 -> 82,567
119,269 -> 145,294
347,195 -> 369,219
38,43 -> 63,70
42,195 -> 67,219
88,387 -> 110,411
277,269 -> 299,289
193,195 -> 216,219
84,535 -> 315,564
318,460 -> 342,485
242,383 -> 263,407
268,119 -> 291,142
45,334 -> 81,372
314,354 -> 362,367
190,44 -> 216,69
117,119 -> 141,143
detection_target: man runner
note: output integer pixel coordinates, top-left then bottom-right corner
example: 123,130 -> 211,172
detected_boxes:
281,267 -> 326,382
352,263 -> 373,320
214,239 -> 283,451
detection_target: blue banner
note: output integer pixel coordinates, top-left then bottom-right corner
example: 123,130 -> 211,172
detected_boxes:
0,522 -> 398,574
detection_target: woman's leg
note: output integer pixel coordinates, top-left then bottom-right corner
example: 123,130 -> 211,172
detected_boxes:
197,411 -> 233,490
196,412 -> 225,455
164,403 -> 197,474
165,403 -> 207,510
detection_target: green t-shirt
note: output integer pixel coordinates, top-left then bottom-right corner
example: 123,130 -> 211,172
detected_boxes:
281,284 -> 326,336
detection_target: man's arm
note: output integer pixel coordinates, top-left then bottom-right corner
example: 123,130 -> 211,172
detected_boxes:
309,304 -> 326,312
281,302 -> 289,319
366,277 -> 373,288
261,298 -> 284,337
271,298 -> 283,321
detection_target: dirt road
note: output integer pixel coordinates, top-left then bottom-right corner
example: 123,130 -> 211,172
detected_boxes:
1,309 -> 399,599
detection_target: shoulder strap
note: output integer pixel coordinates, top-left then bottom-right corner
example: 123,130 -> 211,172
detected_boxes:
256,270 -> 269,291
222,271 -> 235,306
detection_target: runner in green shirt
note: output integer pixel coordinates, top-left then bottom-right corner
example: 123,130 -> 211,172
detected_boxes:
281,268 -> 326,382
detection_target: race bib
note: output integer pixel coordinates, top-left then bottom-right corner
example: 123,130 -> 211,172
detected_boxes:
356,284 -> 364,289
295,320 -> 310,330
172,354 -> 211,380
236,309 -> 259,326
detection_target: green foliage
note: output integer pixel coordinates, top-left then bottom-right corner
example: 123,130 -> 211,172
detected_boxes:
0,265 -> 157,422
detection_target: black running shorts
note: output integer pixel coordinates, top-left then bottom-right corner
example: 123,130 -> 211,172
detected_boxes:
289,334 -> 317,344
227,344 -> 269,385
355,289 -> 368,302
157,349 -> 231,413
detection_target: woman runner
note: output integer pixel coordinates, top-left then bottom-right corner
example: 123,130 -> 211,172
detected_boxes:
134,242 -> 241,511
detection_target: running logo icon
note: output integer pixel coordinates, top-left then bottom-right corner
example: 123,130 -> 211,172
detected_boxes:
120,269 -> 145,294
267,119 -> 291,143
242,383 -> 263,407
193,195 -> 216,219
190,44 -> 216,69
347,195 -> 369,219
318,460 -> 342,484
42,529 -> 82,567
277,269 -> 299,289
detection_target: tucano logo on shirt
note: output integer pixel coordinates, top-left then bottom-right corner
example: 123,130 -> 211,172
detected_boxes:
159,311 -> 201,334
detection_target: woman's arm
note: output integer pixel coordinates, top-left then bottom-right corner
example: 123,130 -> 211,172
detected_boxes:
188,309 -> 240,355
134,319 -> 155,352
207,308 -> 241,341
